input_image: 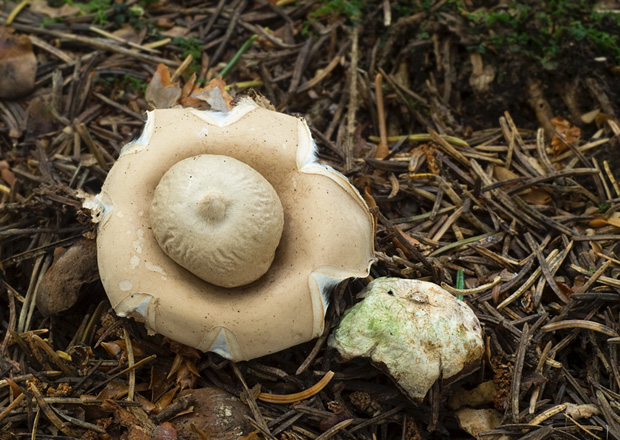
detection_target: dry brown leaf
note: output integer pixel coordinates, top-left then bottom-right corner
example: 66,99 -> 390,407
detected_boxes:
30,0 -> 80,18
589,212 -> 620,228
589,217 -> 608,228
155,386 -> 179,413
101,340 -> 123,358
520,188 -> 551,205
1,167 -> 15,186
101,338 -> 146,362
113,24 -> 146,45
239,433 -> 262,440
455,408 -> 504,439
0,26 -> 37,99
392,225 -> 421,258
493,165 -> 519,182
551,116 -> 580,156
375,141 -> 389,159
395,225 -> 421,247
177,74 -> 211,109
159,26 -> 190,38
156,17 -> 175,29
594,112 -> 610,127
97,379 -> 129,401
151,365 -> 176,403
145,64 -> 182,109
363,186 -> 377,210
175,362 -> 199,390
26,96 -> 56,136
606,212 -> 620,228
425,145 -> 440,175
190,78 -> 234,111
179,73 -> 197,103
4,377 -> 23,398
135,393 -> 157,414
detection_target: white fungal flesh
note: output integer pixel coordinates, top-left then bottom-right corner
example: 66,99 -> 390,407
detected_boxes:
329,278 -> 484,401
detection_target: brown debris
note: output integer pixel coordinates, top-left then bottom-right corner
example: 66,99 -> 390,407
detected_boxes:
173,387 -> 254,440
0,26 -> 36,99
145,64 -> 182,109
35,239 -> 99,316
1,1 -> 620,439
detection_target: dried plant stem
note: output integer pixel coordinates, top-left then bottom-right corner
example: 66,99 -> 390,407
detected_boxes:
7,23 -> 179,66
542,320 -> 618,337
374,73 -> 389,159
529,404 -> 567,426
344,26 -> 359,171
315,418 -> 354,440
0,392 -> 25,424
441,276 -> 501,297
258,371 -> 335,404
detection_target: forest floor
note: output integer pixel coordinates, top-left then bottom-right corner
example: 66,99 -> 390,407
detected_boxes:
2,1 -> 620,439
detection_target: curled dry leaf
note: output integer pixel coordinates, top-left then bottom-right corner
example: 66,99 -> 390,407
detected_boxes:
589,212 -> 620,228
97,379 -> 129,401
189,77 -> 234,112
146,65 -> 235,112
101,338 -> 146,362
493,165 -> 519,183
0,26 -> 37,99
35,239 -> 99,316
520,188 -> 551,205
551,116 -> 580,156
145,64 -> 182,109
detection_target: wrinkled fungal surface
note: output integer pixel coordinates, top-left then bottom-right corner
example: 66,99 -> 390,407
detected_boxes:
328,277 -> 484,400
150,154 -> 284,288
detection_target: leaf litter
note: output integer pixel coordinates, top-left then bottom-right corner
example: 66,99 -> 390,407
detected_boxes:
1,1 -> 620,439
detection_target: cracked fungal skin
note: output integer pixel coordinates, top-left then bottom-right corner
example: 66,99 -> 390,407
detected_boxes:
328,277 -> 484,401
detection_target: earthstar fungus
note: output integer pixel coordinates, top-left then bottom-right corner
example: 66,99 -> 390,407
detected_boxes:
92,98 -> 375,361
